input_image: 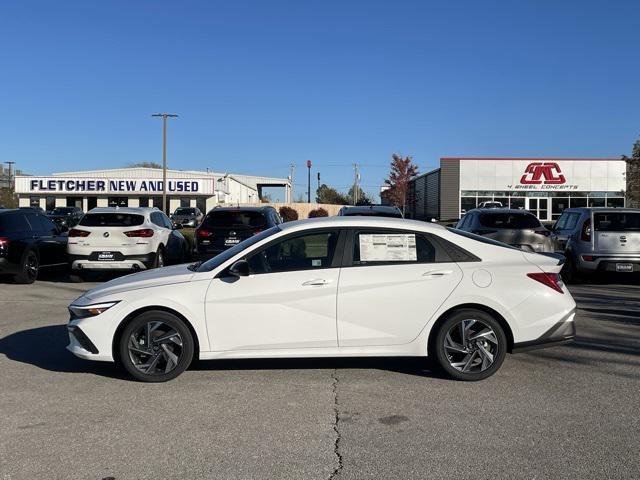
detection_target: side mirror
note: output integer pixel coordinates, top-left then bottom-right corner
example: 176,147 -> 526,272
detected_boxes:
228,259 -> 250,277
173,222 -> 183,230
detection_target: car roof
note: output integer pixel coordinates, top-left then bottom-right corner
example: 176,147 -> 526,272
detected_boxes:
279,215 -> 444,232
87,207 -> 157,215
340,205 -> 402,214
563,207 -> 640,213
207,206 -> 274,213
468,208 -> 534,215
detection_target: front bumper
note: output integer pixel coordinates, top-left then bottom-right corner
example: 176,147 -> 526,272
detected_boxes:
512,308 -> 576,353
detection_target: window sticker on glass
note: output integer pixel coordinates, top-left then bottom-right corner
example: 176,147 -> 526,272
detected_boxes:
312,259 -> 322,267
359,234 -> 417,262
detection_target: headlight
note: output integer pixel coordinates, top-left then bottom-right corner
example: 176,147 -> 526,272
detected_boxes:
69,301 -> 119,319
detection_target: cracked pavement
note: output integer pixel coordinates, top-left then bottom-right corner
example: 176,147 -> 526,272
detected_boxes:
1,274 -> 639,479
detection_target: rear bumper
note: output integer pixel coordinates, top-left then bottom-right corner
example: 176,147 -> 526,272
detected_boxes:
0,257 -> 19,275
512,308 -> 576,353
69,252 -> 156,271
576,254 -> 640,273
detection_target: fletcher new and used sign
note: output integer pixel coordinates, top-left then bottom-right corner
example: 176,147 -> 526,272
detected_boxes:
458,159 -> 625,192
15,177 -> 215,195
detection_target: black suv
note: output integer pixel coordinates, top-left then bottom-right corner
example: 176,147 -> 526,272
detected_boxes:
48,206 -> 83,228
338,205 -> 404,218
194,206 -> 281,259
0,209 -> 68,283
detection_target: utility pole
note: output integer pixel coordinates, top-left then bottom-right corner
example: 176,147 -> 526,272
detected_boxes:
317,172 -> 320,196
306,160 -> 312,203
4,161 -> 15,186
151,113 -> 178,213
288,163 -> 296,203
352,163 -> 360,205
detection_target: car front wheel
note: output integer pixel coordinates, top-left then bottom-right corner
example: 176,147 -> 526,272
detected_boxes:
119,311 -> 194,382
432,309 -> 507,381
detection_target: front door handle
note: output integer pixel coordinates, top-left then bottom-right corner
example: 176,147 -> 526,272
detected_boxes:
302,279 -> 331,286
422,270 -> 453,278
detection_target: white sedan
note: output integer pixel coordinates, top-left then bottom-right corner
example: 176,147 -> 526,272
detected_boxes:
67,216 -> 576,382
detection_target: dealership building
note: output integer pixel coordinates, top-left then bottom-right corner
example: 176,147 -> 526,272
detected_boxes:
408,157 -> 626,222
14,167 -> 291,213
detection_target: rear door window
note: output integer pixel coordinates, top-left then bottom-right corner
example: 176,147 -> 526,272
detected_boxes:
352,230 -> 451,265
0,213 -> 32,233
79,213 -> 144,227
479,212 -> 541,229
594,212 -> 640,232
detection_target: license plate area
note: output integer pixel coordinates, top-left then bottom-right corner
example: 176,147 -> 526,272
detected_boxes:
90,251 -> 124,262
615,263 -> 633,272
224,237 -> 240,246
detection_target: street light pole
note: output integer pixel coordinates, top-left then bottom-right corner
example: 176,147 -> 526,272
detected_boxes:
151,113 -> 178,213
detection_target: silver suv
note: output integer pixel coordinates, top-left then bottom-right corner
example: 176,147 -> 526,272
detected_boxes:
551,207 -> 640,282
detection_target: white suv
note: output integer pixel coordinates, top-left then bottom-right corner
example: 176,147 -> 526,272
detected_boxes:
68,207 -> 188,276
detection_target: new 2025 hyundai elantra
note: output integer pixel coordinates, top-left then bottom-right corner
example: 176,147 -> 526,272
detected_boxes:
67,216 -> 576,382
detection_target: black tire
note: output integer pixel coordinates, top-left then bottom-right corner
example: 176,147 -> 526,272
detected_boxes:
431,309 -> 507,381
153,247 -> 165,269
561,254 -> 580,284
14,250 -> 39,284
119,310 -> 194,382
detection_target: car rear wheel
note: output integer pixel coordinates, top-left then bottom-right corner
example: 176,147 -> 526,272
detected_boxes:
14,250 -> 39,284
119,311 -> 194,382
432,309 -> 507,381
154,247 -> 165,268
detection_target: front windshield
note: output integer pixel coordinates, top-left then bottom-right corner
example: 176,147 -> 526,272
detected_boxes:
195,225 -> 281,272
52,208 -> 74,215
175,208 -> 196,215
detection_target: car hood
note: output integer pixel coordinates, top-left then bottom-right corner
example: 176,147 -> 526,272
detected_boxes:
84,264 -> 196,300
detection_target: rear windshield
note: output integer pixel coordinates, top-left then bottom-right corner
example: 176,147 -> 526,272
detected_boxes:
174,208 -> 197,215
202,211 -> 267,228
51,207 -> 76,215
594,212 -> 640,232
0,213 -> 32,233
479,212 -> 540,229
80,213 -> 144,227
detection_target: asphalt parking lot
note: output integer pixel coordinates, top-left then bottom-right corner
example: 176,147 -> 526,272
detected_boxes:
0,273 -> 638,480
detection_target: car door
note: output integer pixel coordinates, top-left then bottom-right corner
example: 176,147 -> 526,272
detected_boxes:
30,214 -> 67,266
204,228 -> 343,351
336,228 -> 463,347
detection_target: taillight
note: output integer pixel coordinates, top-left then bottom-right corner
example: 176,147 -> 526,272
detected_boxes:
196,229 -> 211,238
581,218 -> 591,242
0,237 -> 9,248
527,272 -> 564,294
535,229 -> 551,237
124,229 -> 154,238
69,229 -> 91,237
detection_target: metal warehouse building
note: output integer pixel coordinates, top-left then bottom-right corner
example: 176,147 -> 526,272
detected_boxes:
408,157 -> 626,222
15,167 -> 291,213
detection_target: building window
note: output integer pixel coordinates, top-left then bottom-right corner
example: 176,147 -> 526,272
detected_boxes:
606,197 -> 624,208
139,197 -> 149,208
45,196 -> 56,212
87,197 -> 98,211
180,197 -> 190,208
30,197 -> 40,208
461,197 -> 476,214
66,196 -> 82,208
108,197 -> 128,207
196,197 -> 207,214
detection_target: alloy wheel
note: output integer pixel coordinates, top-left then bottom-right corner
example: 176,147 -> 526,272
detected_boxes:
443,319 -> 499,373
26,253 -> 39,282
128,321 -> 184,375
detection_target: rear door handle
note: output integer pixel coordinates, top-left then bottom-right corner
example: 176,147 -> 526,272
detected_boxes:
422,270 -> 453,278
302,279 -> 331,286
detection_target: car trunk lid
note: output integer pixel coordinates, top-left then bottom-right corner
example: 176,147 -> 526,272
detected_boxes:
592,211 -> 640,253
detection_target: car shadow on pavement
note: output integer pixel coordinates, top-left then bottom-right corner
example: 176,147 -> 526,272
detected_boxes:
191,356 -> 445,379
0,325 -> 127,379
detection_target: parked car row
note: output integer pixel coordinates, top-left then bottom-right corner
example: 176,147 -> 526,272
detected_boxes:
454,207 -> 640,282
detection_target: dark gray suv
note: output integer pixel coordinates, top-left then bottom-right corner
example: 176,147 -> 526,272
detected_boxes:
550,207 -> 640,282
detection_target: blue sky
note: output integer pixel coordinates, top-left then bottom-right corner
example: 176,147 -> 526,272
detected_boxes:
1,0 -> 639,201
